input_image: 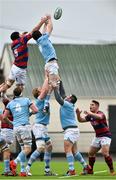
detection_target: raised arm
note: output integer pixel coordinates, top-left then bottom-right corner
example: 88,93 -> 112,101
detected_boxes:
54,87 -> 64,106
44,15 -> 53,35
30,16 -> 49,35
76,108 -> 87,123
59,80 -> 66,99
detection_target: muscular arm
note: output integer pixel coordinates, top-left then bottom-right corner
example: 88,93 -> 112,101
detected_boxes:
84,111 -> 103,120
45,16 -> 53,35
30,103 -> 38,114
30,16 -> 49,35
54,88 -> 64,106
76,108 -> 87,123
59,81 -> 66,99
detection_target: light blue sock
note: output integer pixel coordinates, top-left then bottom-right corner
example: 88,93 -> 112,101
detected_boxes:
66,153 -> 75,171
44,152 -> 51,172
27,150 -> 40,167
74,151 -> 87,168
4,159 -> 10,172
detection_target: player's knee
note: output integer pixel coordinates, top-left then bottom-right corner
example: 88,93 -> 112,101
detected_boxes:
23,146 -> 32,155
0,137 -> 9,152
46,140 -> 52,152
36,140 -> 45,153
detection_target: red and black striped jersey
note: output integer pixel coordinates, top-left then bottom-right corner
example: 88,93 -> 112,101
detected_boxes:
11,33 -> 32,69
85,111 -> 111,138
1,113 -> 13,129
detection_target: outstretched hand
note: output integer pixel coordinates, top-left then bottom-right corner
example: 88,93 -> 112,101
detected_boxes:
76,108 -> 82,115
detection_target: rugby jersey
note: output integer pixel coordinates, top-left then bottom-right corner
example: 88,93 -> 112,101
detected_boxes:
11,33 -> 32,69
85,111 -> 111,138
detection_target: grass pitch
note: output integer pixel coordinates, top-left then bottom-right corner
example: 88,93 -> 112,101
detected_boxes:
0,160 -> 116,179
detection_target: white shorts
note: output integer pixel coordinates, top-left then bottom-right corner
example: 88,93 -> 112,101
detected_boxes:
14,125 -> 32,146
1,128 -> 14,145
32,124 -> 50,143
8,64 -> 27,85
64,128 -> 80,144
45,60 -> 59,75
91,136 -> 111,148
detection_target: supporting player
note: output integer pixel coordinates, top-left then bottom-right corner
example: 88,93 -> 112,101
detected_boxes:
76,100 -> 116,176
26,79 -> 57,176
52,83 -> 91,176
0,109 -> 15,176
3,87 -> 38,176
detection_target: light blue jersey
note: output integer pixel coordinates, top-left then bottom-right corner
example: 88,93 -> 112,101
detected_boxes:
6,97 -> 32,127
35,98 -> 50,125
36,33 -> 57,63
60,101 -> 77,130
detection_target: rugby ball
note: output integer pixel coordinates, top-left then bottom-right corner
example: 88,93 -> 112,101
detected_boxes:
54,7 -> 62,20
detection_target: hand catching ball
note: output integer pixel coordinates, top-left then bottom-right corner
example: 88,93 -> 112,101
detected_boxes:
54,7 -> 62,20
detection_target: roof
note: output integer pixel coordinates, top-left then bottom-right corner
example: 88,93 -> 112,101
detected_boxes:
2,43 -> 116,98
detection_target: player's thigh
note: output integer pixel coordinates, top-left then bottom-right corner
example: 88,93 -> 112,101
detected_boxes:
1,128 -> 14,145
100,137 -> 111,155
15,68 -> 26,85
64,128 -> 80,144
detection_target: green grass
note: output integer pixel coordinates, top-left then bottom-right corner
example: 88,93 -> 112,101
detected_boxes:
0,160 -> 116,179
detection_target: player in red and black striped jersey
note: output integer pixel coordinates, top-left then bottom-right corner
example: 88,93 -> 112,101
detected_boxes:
0,16 -> 49,95
76,100 -> 116,176
1,96 -> 14,145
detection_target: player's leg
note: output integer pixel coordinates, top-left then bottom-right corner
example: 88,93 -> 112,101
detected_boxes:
43,61 -> 60,112
100,137 -> 116,175
73,142 -> 91,175
64,128 -> 79,176
88,137 -> 100,174
15,67 -> 26,92
26,124 -> 45,175
0,136 -> 15,176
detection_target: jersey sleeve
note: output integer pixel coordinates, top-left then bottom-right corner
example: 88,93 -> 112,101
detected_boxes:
23,33 -> 32,44
85,115 -> 91,121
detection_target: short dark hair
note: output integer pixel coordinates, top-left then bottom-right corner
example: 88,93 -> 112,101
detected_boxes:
10,31 -> 20,40
13,87 -> 22,97
92,100 -> 99,107
32,30 -> 42,40
70,94 -> 77,104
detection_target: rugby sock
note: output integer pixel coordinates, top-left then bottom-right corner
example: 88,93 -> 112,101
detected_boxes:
104,155 -> 114,172
14,151 -> 26,165
27,150 -> 40,167
89,156 -> 96,170
74,151 -> 87,168
4,159 -> 10,172
44,152 -> 51,172
66,153 -> 75,171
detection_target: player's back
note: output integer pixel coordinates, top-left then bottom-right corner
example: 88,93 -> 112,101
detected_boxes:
60,101 -> 77,129
7,97 -> 32,127
36,33 -> 57,63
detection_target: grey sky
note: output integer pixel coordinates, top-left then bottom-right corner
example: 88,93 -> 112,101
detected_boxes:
0,0 -> 116,57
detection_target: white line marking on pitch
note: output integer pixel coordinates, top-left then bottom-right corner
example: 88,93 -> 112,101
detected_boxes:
59,174 -> 79,178
94,170 -> 107,174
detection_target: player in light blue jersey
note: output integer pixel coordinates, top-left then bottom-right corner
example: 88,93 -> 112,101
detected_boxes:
32,15 -> 61,113
52,83 -> 91,176
3,87 -> 38,177
0,108 -> 15,176
26,79 -> 57,176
